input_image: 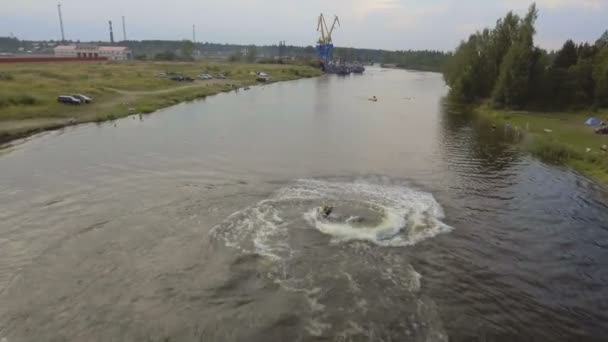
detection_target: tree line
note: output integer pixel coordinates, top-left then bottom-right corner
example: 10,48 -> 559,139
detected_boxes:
132,41 -> 450,70
334,48 -> 449,71
0,37 -> 20,51
0,37 -> 450,72
443,3 -> 608,110
380,50 -> 448,72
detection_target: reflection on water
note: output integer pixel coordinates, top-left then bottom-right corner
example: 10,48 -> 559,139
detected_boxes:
0,68 -> 607,341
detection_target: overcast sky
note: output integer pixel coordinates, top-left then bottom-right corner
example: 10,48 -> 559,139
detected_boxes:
1,0 -> 606,51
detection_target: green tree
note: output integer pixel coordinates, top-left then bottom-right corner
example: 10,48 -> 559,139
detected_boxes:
443,35 -> 485,102
154,50 -> 176,61
229,50 -> 243,62
304,45 -> 316,55
577,43 -> 597,61
492,4 -> 538,108
553,40 -> 578,69
491,12 -> 522,81
527,47 -> 551,106
443,10 -> 522,103
593,46 -> 608,107
444,4 -> 607,110
596,30 -> 608,48
246,45 -> 257,62
0,37 -> 20,52
180,40 -> 194,60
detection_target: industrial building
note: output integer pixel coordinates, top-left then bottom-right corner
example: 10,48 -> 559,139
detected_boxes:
54,45 -> 132,61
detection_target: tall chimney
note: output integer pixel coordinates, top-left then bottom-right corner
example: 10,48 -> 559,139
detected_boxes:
122,16 -> 127,41
109,20 -> 114,44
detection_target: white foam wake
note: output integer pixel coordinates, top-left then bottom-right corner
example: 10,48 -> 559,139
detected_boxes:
209,178 -> 451,339
297,179 -> 453,247
212,178 -> 453,255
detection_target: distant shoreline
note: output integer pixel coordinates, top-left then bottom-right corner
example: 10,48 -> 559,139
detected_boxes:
380,64 -> 442,73
0,61 -> 322,146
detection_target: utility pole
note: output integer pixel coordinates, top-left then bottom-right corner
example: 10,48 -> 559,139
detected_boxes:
57,3 -> 65,42
109,20 -> 114,44
192,24 -> 196,43
122,16 -> 127,41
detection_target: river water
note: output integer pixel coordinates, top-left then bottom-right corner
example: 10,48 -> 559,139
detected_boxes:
1,68 -> 607,341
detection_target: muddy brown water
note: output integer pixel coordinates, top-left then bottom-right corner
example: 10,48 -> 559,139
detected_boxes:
1,68 -> 607,341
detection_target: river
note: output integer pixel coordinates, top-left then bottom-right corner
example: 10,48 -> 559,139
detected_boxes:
1,68 -> 607,341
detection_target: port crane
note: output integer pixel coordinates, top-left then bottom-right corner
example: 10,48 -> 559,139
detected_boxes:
316,14 -> 340,62
315,13 -> 363,74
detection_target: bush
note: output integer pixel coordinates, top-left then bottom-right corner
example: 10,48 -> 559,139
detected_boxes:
0,95 -> 38,107
38,71 -> 70,81
14,95 -> 37,105
228,51 -> 243,62
138,106 -> 156,114
257,58 -> 280,64
529,138 -> 578,163
154,51 -> 177,61
0,72 -> 14,81
308,59 -> 321,68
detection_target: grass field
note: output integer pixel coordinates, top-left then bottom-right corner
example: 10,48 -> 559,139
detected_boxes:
0,61 -> 321,142
476,105 -> 608,184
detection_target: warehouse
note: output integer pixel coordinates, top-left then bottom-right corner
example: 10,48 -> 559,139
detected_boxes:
54,45 -> 132,61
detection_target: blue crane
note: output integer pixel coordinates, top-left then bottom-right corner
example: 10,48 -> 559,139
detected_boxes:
316,14 -> 340,63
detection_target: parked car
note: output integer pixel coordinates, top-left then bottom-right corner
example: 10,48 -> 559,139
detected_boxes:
170,76 -> 185,81
57,95 -> 82,105
156,72 -> 167,78
215,74 -> 227,79
198,73 -> 213,80
256,74 -> 271,82
71,94 -> 93,103
183,76 -> 195,82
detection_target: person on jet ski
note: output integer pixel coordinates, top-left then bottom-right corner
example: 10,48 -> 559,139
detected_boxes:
321,205 -> 333,218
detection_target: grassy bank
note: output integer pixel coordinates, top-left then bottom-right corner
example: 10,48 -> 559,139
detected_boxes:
0,61 -> 321,143
476,106 -> 608,184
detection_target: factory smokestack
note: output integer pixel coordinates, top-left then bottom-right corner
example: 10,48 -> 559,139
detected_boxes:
122,16 -> 127,41
109,20 -> 114,44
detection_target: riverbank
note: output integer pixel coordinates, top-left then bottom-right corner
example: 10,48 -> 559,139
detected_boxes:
475,105 -> 608,184
0,61 -> 322,144
380,64 -> 442,73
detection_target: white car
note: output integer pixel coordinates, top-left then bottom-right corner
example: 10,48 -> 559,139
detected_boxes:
57,95 -> 82,105
198,74 -> 213,80
71,94 -> 93,103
